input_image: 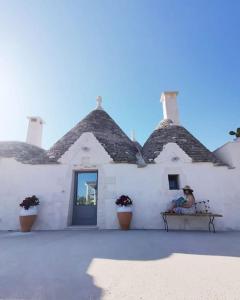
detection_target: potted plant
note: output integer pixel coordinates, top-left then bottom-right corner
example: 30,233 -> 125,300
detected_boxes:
115,195 -> 133,230
229,128 -> 240,141
19,195 -> 39,232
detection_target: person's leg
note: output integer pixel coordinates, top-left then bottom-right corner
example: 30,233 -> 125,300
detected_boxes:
167,200 -> 177,212
173,207 -> 183,214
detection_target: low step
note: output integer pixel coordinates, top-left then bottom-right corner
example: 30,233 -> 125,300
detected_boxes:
65,226 -> 98,231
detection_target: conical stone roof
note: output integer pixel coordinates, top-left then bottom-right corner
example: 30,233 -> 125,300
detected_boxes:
0,141 -> 55,164
142,122 -> 224,165
48,109 -> 139,163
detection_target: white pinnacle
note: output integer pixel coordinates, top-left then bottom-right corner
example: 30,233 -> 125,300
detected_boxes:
96,96 -> 103,110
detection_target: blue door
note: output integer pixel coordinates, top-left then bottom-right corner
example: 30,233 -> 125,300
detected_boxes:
72,171 -> 98,225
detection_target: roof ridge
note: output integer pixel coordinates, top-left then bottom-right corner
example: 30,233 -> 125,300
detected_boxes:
0,141 -> 45,150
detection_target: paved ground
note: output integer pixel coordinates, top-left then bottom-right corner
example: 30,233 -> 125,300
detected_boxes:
0,230 -> 240,300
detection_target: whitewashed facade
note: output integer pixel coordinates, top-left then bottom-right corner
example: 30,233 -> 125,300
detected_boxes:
0,93 -> 239,231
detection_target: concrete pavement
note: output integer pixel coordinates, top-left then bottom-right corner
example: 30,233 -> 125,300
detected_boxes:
0,230 -> 240,300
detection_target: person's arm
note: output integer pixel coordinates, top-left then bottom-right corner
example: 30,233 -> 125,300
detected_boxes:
182,195 -> 194,208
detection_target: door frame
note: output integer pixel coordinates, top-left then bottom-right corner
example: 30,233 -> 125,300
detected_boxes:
71,169 -> 98,226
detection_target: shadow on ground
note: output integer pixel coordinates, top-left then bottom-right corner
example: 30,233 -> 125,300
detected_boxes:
0,230 -> 239,300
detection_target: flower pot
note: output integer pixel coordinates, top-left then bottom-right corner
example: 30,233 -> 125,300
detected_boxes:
19,207 -> 37,232
117,206 -> 132,230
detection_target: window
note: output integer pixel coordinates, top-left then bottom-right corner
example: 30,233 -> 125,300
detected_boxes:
75,171 -> 98,206
168,175 -> 180,190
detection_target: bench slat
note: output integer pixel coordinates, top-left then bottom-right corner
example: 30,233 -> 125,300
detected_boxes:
161,212 -> 223,217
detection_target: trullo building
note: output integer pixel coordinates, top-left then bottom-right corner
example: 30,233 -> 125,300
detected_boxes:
0,92 -> 239,230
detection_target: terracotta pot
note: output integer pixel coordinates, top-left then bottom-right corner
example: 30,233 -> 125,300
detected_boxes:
19,215 -> 37,232
19,207 -> 38,232
117,208 -> 132,230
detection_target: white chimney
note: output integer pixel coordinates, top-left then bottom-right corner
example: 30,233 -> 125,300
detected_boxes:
131,130 -> 136,142
96,96 -> 103,110
26,116 -> 44,148
160,91 -> 180,125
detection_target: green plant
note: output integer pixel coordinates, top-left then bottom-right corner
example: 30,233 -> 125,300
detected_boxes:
229,128 -> 240,138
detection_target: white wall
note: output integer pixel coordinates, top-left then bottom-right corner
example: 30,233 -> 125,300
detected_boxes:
100,145 -> 240,231
0,158 -> 69,230
214,139 -> 240,169
1,137 -> 240,231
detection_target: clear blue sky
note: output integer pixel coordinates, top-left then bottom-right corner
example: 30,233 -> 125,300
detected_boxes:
0,0 -> 239,150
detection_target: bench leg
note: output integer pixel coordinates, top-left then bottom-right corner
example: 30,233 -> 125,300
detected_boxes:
162,214 -> 169,232
208,216 -> 216,233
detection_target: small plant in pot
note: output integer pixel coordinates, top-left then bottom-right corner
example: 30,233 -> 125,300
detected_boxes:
19,195 -> 39,232
229,128 -> 240,141
115,195 -> 133,230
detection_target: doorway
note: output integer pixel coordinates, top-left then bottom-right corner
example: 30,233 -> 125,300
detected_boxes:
72,171 -> 98,225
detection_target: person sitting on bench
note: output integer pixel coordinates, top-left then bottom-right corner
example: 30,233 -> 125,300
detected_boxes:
167,185 -> 196,214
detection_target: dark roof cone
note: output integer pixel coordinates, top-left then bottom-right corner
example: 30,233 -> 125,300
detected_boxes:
48,97 -> 139,163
